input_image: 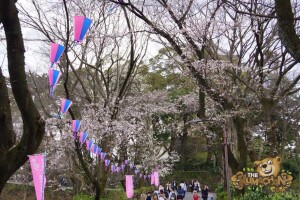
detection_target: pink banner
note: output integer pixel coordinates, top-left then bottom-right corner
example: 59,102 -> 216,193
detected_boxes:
74,16 -> 84,42
151,172 -> 155,185
126,175 -> 134,199
154,171 -> 159,187
29,154 -> 46,200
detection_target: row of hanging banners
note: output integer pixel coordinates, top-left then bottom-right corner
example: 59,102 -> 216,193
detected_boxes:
28,14 -> 160,200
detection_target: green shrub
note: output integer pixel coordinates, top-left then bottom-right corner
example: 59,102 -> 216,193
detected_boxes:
232,189 -> 299,200
105,185 -> 127,200
73,193 -> 94,200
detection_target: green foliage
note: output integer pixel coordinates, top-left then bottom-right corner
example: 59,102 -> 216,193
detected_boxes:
282,159 -> 299,180
105,186 -> 127,200
215,183 -> 236,200
73,194 -> 94,200
232,190 -> 299,200
141,47 -> 196,99
218,191 -> 229,200
105,190 -> 126,200
194,152 -> 208,163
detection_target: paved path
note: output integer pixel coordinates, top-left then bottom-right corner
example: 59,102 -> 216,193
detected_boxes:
184,192 -> 216,200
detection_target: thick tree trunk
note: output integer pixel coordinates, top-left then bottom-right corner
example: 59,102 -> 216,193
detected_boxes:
232,116 -> 248,171
0,70 -> 15,151
261,98 -> 277,155
197,88 -> 205,118
93,181 -> 101,200
275,0 -> 300,62
0,0 -> 45,193
99,169 -> 108,197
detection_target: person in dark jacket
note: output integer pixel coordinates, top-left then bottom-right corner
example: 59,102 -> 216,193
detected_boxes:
201,185 -> 209,200
172,180 -> 178,190
146,192 -> 152,200
189,180 -> 195,193
177,186 -> 185,200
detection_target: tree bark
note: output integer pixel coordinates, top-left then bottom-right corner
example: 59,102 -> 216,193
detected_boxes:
197,87 -> 206,119
275,0 -> 300,62
232,116 -> 248,170
0,69 -> 15,152
261,98 -> 277,154
0,0 -> 45,193
93,180 -> 101,200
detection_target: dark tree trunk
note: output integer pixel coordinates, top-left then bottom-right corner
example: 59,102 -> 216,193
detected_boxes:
120,179 -> 126,191
232,116 -> 248,171
0,70 -> 15,151
99,170 -> 108,197
0,0 -> 45,193
93,181 -> 101,200
275,0 -> 300,62
197,88 -> 205,118
261,98 -> 277,154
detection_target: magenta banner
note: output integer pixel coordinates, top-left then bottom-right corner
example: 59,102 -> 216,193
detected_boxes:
154,171 -> 159,187
126,175 -> 134,199
29,154 -> 46,200
151,172 -> 155,185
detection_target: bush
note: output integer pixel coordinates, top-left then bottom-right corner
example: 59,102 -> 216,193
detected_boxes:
232,189 -> 299,200
73,193 -> 94,200
105,185 -> 127,200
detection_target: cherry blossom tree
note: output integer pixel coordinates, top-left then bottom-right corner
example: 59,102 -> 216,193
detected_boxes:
112,0 -> 300,175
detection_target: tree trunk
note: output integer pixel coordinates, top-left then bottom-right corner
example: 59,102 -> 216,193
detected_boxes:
120,179 -> 126,191
197,88 -> 205,118
232,116 -> 248,171
275,0 -> 300,62
0,70 -> 15,151
99,165 -> 108,197
181,114 -> 188,170
94,181 -> 101,200
261,98 -> 277,155
0,0 -> 45,193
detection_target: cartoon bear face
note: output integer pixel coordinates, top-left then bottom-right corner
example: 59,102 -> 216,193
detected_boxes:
254,156 -> 282,177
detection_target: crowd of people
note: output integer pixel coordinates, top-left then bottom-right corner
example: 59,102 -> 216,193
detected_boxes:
145,180 -> 209,200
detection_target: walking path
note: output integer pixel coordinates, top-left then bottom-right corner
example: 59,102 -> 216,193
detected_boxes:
184,191 -> 217,200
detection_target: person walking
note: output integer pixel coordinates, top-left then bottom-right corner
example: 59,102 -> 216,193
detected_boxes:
201,185 -> 209,200
172,180 -> 178,190
194,181 -> 200,192
159,184 -> 164,192
146,192 -> 152,200
177,186 -> 185,200
193,190 -> 199,200
166,182 -> 171,192
169,187 -> 177,200
182,181 -> 187,195
189,180 -> 194,193
159,189 -> 167,200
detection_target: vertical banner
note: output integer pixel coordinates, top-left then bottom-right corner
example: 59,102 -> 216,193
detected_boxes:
126,175 -> 134,199
151,172 -> 155,185
154,171 -> 159,187
29,154 -> 46,200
